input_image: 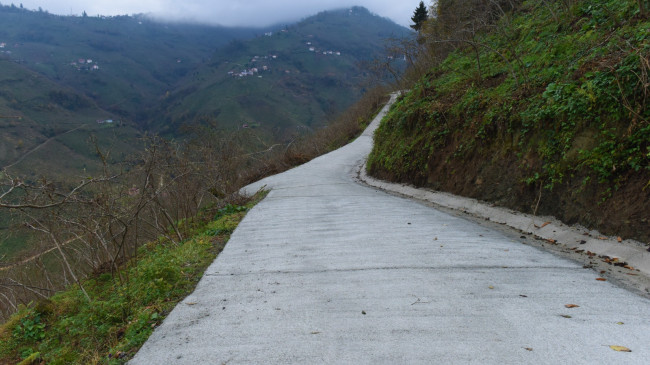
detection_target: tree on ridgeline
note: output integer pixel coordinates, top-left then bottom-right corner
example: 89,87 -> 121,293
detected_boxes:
410,1 -> 429,31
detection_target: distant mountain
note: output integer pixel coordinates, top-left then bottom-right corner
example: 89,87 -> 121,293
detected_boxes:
0,5 -> 263,123
0,4 -> 409,171
154,7 -> 409,139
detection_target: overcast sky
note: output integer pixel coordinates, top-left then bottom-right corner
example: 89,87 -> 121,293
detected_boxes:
12,1 -> 419,28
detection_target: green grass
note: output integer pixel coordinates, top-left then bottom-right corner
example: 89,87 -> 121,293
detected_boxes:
370,0 -> 649,190
367,0 -> 650,242
0,191 -> 267,364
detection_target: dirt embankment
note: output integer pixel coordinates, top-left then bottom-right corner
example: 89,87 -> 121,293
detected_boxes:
371,146 -> 650,246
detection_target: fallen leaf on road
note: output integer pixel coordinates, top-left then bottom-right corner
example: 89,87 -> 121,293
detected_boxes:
546,238 -> 556,244
488,285 -> 494,289
185,302 -> 197,305
617,236 -> 622,242
565,304 -> 580,308
540,222 -> 551,228
596,278 -> 607,281
616,322 -> 624,325
524,347 -> 533,351
609,345 -> 631,352
311,331 -> 321,335
598,236 -> 607,240
561,315 -> 572,318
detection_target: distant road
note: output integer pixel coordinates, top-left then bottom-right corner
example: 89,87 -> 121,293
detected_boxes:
131,94 -> 650,364
2,125 -> 84,171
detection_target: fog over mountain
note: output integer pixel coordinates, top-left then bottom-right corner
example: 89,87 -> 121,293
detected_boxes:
14,0 -> 416,27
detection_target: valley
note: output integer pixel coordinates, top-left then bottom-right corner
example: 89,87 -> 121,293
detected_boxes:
0,4 -> 409,262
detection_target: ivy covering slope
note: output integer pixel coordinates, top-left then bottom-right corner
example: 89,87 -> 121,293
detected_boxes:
368,0 -> 650,242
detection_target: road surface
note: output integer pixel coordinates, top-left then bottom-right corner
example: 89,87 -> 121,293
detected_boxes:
130,94 -> 650,364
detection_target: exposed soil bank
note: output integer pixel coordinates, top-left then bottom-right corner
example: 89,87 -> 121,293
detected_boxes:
361,162 -> 650,297
369,148 -> 650,246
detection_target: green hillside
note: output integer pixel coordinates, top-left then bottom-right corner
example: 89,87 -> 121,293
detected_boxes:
153,7 -> 409,138
0,57 -> 144,260
0,6 -> 260,261
0,59 -> 139,175
0,4 -> 261,123
0,5 -> 407,139
368,0 -> 650,243
0,192 -> 266,364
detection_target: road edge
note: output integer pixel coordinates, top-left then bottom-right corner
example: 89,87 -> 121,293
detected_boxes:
357,151 -> 650,298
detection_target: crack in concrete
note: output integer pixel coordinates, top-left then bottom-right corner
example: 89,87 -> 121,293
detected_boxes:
206,265 -> 584,277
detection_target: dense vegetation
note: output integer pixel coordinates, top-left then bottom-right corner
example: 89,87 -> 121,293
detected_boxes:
0,192 -> 265,364
368,0 -> 650,243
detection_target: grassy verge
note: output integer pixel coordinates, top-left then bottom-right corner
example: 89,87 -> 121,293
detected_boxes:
0,190 -> 266,364
368,0 -> 650,242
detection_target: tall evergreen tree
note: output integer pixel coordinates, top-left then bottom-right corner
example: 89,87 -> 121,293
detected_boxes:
410,1 -> 429,31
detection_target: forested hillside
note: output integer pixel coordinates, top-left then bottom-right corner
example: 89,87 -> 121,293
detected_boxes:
151,7 -> 408,138
0,5 -> 407,172
368,0 -> 650,243
0,4 -> 260,122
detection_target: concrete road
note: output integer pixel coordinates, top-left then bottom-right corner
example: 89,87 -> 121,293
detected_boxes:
130,95 -> 650,364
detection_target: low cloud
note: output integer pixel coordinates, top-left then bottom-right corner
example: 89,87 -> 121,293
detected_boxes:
16,0 -> 418,27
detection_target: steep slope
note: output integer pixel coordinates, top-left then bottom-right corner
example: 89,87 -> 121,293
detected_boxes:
0,5 -> 261,123
0,58 -> 140,177
368,0 -> 650,243
153,7 -> 409,138
0,57 -> 144,260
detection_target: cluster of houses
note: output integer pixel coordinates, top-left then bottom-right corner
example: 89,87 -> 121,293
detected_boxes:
227,54 -> 277,78
70,58 -> 100,71
305,41 -> 341,56
0,42 -> 11,55
228,65 -> 271,78
225,31 -> 344,79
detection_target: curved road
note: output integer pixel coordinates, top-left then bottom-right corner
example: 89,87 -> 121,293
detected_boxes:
131,95 -> 650,364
